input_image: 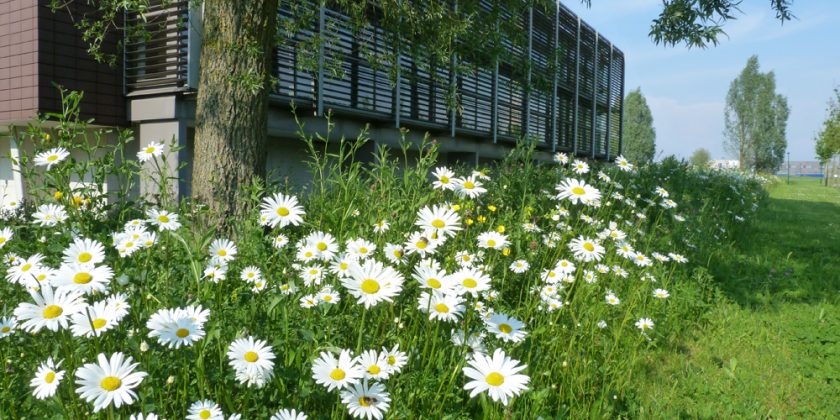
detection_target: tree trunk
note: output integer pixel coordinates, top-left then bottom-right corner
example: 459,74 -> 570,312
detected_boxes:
192,0 -> 279,228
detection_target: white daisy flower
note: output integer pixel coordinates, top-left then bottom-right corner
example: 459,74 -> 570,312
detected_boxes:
571,159 -> 589,174
271,408 -> 308,420
74,352 -> 147,412
341,259 -> 404,308
341,381 -> 391,420
137,141 -> 164,162
454,175 -> 487,199
0,316 -> 16,337
354,349 -> 390,380
146,208 -> 181,231
63,238 -> 106,265
372,220 -> 390,234
451,267 -> 491,297
635,317 -> 654,331
568,236 -> 605,262
227,336 -> 276,387
187,400 -> 224,420
209,239 -> 237,264
653,288 -> 670,299
34,147 -> 70,169
0,227 -> 13,248
417,291 -> 464,323
463,348 -> 530,406
416,204 -> 461,238
485,313 -> 527,343
32,203 -> 68,226
53,263 -> 114,295
30,357 -> 64,400
260,192 -> 305,228
555,178 -> 601,205
311,349 -> 364,391
431,166 -> 456,191
381,344 -> 407,375
14,284 -> 86,332
477,231 -> 508,250
70,300 -> 119,337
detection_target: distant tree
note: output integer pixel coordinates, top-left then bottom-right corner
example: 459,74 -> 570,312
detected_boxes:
723,56 -> 789,172
622,88 -> 657,164
814,86 -> 840,185
689,148 -> 711,168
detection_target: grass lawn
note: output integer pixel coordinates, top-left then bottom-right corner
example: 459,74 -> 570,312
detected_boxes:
633,177 -> 840,418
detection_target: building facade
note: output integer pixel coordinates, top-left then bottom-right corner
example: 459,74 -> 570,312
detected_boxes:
1,0 -> 625,200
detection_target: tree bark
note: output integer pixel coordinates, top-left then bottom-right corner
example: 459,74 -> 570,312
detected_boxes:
192,0 -> 279,228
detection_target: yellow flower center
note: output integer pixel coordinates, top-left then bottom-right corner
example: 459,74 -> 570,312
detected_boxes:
486,372 -> 505,386
244,351 -> 259,363
217,249 -> 227,257
47,155 -> 59,162
92,318 -> 107,329
393,250 -> 403,258
487,240 -> 496,247
43,305 -> 63,319
416,240 -> 428,250
463,181 -> 475,189
359,247 -> 369,254
340,262 -> 348,270
176,328 -> 190,338
463,278 -> 477,288
367,365 -> 381,375
158,215 -> 170,223
309,269 -> 318,275
387,355 -> 396,365
277,207 -> 290,217
427,278 -> 441,289
124,241 -> 134,249
440,176 -> 449,183
434,303 -> 449,313
78,252 -> 93,263
36,273 -> 47,282
145,146 -> 156,154
199,409 -> 212,419
21,263 -> 32,272
317,242 -> 328,251
73,272 -> 93,284
583,242 -> 595,252
361,279 -> 380,294
323,295 -> 332,301
571,186 -> 586,195
45,371 -> 56,383
1,326 -> 9,333
431,219 -> 445,229
499,323 -> 513,334
330,368 -> 346,381
359,397 -> 371,407
0,238 -> 5,244
100,376 -> 122,391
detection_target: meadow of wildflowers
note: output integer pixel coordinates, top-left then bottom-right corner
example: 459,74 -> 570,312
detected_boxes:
0,95 -> 767,418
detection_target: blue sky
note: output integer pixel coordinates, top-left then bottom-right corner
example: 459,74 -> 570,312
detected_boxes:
562,0 -> 840,161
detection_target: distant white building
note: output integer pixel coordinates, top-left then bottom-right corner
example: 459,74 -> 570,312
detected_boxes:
709,160 -> 740,170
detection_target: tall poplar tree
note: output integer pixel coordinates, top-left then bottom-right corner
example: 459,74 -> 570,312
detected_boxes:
723,56 -> 789,172
622,88 -> 656,164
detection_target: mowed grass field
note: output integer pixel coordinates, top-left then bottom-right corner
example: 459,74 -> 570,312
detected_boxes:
634,177 -> 840,418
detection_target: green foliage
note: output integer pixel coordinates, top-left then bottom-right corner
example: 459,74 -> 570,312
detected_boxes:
648,0 -> 794,48
0,91 -> 769,418
724,55 -> 789,172
622,88 -> 657,164
689,148 -> 711,168
814,86 -> 840,164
